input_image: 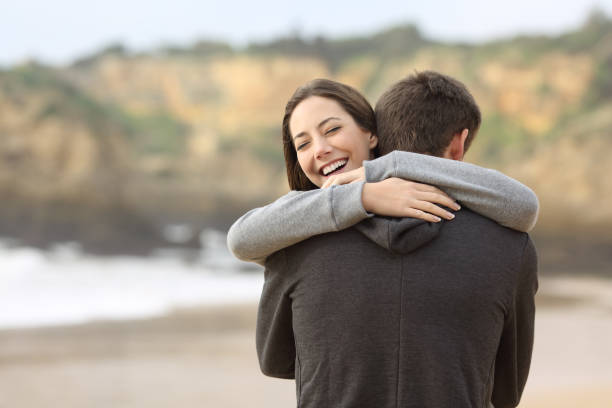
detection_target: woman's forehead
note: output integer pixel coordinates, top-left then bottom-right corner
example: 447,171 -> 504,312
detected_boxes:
290,96 -> 348,131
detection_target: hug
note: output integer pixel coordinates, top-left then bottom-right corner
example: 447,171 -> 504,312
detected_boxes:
228,71 -> 538,408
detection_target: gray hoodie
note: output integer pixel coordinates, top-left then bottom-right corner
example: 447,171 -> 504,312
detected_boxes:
228,151 -> 539,265
257,208 -> 537,408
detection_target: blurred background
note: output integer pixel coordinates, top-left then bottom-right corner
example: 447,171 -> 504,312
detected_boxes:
1,1 -> 611,407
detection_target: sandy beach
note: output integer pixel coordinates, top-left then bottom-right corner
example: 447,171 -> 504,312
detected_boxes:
0,303 -> 295,407
1,276 -> 611,407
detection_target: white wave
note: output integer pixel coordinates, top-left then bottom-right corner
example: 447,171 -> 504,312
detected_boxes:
0,234 -> 264,329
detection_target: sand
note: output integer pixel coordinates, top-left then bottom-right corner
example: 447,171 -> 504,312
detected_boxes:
1,277 -> 611,407
0,303 -> 295,408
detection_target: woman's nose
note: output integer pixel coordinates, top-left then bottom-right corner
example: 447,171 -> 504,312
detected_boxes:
314,138 -> 332,159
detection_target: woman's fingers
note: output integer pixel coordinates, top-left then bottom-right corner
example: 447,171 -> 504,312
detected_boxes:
416,191 -> 461,211
403,208 -> 442,223
322,174 -> 348,188
321,167 -> 365,189
412,183 -> 460,206
321,177 -> 336,189
409,200 -> 456,220
413,183 -> 456,200
412,182 -> 446,193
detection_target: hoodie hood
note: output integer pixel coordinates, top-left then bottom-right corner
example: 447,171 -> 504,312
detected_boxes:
355,217 -> 443,254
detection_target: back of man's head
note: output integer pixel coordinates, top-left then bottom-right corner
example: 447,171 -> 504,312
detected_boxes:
375,71 -> 481,157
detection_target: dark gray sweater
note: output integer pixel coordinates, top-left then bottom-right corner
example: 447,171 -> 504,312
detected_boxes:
257,209 -> 538,408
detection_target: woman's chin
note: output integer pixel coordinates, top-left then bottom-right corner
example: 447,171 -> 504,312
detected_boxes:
307,176 -> 324,188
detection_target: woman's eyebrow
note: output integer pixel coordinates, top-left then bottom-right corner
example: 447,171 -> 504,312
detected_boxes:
293,117 -> 341,141
317,117 -> 341,130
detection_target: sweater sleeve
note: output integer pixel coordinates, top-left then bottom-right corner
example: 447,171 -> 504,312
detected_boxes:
227,181 -> 371,265
256,250 -> 296,379
491,235 -> 538,408
363,151 -> 540,232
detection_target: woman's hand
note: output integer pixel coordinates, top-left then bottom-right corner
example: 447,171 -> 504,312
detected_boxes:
322,166 -> 460,222
321,167 -> 365,189
362,178 -> 460,222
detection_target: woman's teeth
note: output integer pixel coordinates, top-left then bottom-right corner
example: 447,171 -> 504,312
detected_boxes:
322,160 -> 347,176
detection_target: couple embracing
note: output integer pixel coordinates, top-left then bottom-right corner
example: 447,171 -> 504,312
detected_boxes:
228,71 -> 538,408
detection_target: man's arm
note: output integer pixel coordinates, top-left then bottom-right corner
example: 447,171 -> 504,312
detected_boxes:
256,249 -> 296,379
227,182 -> 369,265
491,236 -> 538,408
363,151 -> 539,232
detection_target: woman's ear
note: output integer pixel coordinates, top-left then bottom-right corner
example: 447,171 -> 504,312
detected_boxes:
368,133 -> 378,149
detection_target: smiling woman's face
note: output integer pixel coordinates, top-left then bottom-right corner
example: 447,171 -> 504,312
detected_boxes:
289,96 -> 378,188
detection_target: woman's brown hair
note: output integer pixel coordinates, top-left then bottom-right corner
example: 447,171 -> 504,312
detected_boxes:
282,79 -> 377,190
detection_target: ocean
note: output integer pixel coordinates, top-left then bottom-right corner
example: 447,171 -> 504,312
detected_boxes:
0,229 -> 264,329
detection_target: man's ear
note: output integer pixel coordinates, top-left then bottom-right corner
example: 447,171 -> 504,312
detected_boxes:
368,133 -> 378,149
445,129 -> 469,161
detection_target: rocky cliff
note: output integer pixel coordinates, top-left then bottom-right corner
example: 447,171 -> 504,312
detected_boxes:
1,12 -> 611,252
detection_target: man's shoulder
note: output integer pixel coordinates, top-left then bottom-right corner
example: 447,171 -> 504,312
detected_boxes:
286,226 -> 374,253
437,208 -> 532,266
452,207 -> 527,239
263,226 -> 364,257
265,226 -> 394,275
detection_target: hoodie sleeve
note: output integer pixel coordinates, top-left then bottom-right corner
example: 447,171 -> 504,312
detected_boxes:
491,235 -> 538,408
256,250 -> 296,379
363,151 -> 540,232
227,181 -> 371,265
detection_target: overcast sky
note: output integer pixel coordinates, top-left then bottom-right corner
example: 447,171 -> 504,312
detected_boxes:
2,0 -> 611,66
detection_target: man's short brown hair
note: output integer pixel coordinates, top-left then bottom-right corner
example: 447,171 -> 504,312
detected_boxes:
375,71 -> 481,157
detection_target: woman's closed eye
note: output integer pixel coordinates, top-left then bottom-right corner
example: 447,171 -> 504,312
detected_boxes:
296,141 -> 310,151
325,126 -> 341,135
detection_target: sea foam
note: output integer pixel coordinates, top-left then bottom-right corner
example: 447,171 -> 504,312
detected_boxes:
0,230 -> 263,329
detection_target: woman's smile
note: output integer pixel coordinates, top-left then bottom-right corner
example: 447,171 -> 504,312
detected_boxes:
320,158 -> 348,176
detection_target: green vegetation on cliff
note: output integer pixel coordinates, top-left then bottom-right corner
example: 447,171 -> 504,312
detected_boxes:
246,24 -> 430,71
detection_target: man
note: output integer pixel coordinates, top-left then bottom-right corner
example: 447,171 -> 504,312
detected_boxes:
256,71 -> 538,407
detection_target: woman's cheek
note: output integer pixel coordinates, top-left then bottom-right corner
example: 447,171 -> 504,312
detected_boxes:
297,154 -> 314,178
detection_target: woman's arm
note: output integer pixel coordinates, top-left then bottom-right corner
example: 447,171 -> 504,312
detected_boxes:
227,182 -> 369,265
228,179 -> 455,265
228,150 -> 539,265
362,151 -> 539,232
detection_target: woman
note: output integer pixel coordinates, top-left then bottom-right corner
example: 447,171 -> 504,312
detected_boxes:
227,79 -> 538,265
